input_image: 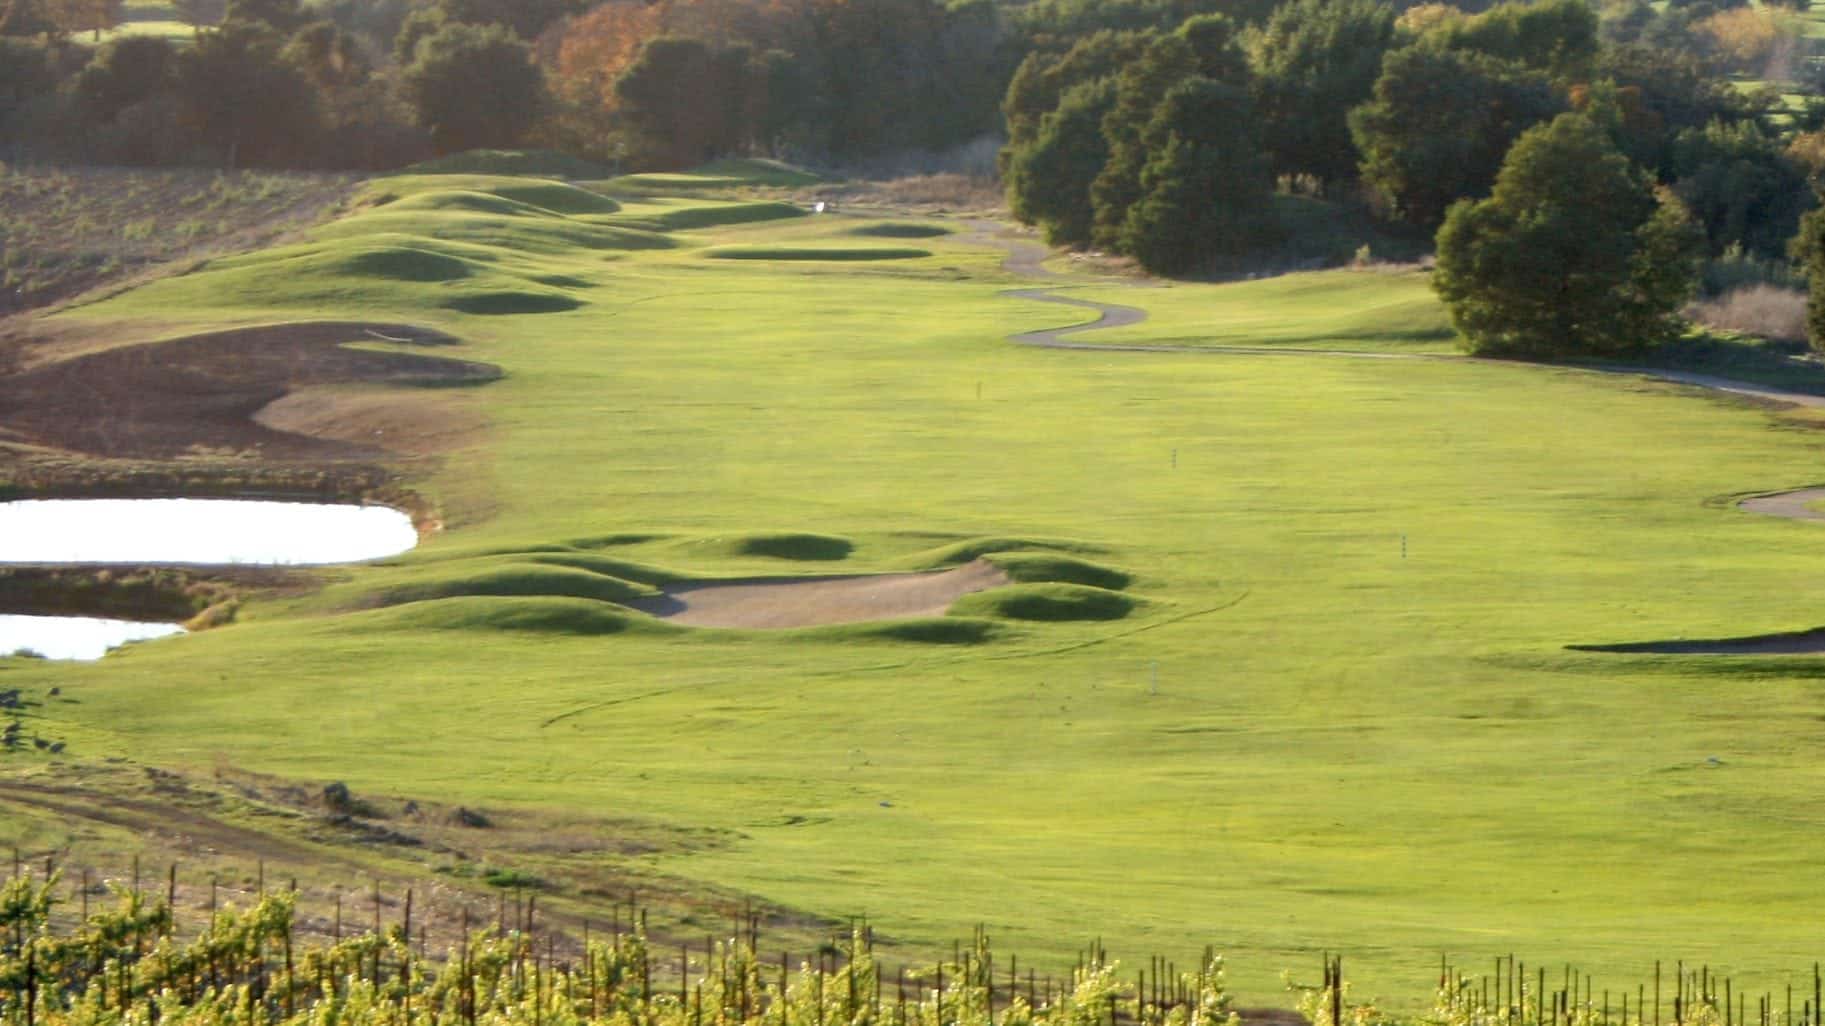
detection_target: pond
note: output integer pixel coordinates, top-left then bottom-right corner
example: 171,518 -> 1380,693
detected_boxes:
0,498 -> 418,565
0,614 -> 185,661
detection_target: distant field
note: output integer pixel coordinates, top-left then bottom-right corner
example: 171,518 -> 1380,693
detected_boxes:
0,164 -> 355,317
8,166 -> 1825,1011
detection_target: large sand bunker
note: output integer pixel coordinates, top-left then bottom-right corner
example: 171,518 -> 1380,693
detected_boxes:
1740,487 -> 1825,521
630,558 -> 1009,629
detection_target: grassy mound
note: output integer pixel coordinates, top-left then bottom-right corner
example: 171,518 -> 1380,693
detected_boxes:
901,536 -> 1105,569
515,552 -> 680,586
340,246 -> 474,282
489,182 -> 622,216
366,564 -> 659,609
848,223 -> 953,239
691,532 -> 854,561
649,202 -> 808,230
950,583 -> 1139,621
388,190 -> 559,218
443,291 -> 583,315
346,595 -> 651,635
706,246 -> 930,261
986,553 -> 1131,591
398,149 -> 613,179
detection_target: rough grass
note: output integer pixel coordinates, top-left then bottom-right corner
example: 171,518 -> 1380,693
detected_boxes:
949,582 -> 1139,621
801,617 -> 1002,644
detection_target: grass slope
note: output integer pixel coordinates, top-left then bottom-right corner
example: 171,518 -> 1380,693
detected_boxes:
12,170 -> 1825,1009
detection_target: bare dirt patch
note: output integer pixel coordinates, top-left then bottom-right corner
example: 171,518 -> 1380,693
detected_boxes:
632,558 -> 1009,628
0,321 -> 499,462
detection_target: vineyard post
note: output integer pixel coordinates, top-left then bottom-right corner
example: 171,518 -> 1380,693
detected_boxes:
165,864 -> 177,936
25,945 -> 36,1026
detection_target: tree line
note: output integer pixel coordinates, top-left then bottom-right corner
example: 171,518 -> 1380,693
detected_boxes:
1001,0 -> 1825,357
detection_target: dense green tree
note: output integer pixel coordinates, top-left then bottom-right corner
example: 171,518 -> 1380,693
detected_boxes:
174,20 -> 322,165
170,0 -> 225,32
281,20 -> 367,90
1433,112 -> 1702,358
223,0 -> 304,32
1001,29 -> 1152,149
1430,0 -> 1598,78
399,22 -> 545,154
435,0 -> 583,41
1089,32 -> 1199,248
613,36 -> 752,168
1350,44 -> 1563,228
1665,119 -> 1811,259
1005,77 -> 1116,246
391,4 -> 446,63
1247,0 -> 1397,190
1595,44 -> 1748,171
74,34 -> 176,123
1118,76 -> 1279,274
1797,204 -> 1825,351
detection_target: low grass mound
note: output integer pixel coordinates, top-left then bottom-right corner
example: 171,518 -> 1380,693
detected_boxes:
388,190 -> 559,219
706,246 -> 930,262
901,536 -> 1105,569
366,564 -> 659,609
566,533 -> 671,549
848,223 -> 953,239
517,552 -> 681,586
950,583 -> 1140,621
398,150 -> 613,179
649,202 -> 808,230
489,182 -> 622,216
529,273 -> 595,289
339,246 -> 475,282
688,532 -> 855,561
986,552 -> 1132,591
804,617 -> 1002,644
443,291 -> 583,315
345,595 -> 652,635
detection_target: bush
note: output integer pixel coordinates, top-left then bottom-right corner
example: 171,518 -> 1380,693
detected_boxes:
1434,112 -> 1702,358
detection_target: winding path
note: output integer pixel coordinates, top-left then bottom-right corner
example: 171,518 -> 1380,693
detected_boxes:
971,221 -> 1825,527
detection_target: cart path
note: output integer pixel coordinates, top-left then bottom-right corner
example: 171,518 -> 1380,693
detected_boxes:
970,221 -> 1825,524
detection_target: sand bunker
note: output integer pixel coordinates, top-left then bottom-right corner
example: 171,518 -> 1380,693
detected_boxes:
631,558 -> 1009,629
1740,488 -> 1825,521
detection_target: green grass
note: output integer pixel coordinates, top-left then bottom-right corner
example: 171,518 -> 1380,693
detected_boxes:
949,582 -> 1141,621
1062,266 -> 1458,352
18,179 -> 1825,1011
705,245 -> 932,261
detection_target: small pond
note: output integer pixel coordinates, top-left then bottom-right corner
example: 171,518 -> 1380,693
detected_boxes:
0,614 -> 185,661
0,498 -> 418,565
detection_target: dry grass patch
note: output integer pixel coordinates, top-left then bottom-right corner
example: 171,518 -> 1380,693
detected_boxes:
1687,284 -> 1808,342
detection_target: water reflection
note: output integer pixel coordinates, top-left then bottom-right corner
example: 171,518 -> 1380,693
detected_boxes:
0,614 -> 184,661
0,498 -> 418,565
